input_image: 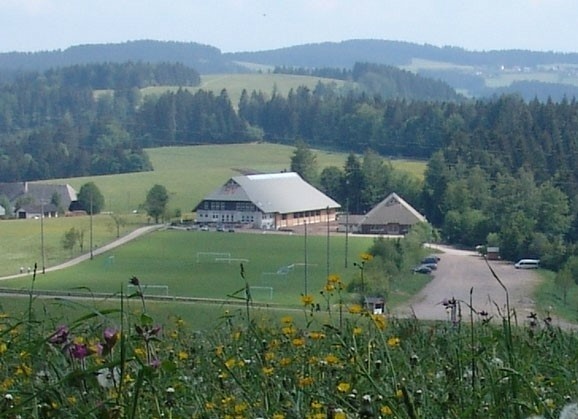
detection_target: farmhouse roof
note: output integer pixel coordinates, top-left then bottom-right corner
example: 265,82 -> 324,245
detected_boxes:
0,182 -> 77,210
360,192 -> 426,226
199,172 -> 340,214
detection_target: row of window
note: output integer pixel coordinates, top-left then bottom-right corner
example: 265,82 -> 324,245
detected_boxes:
200,201 -> 257,212
197,212 -> 255,223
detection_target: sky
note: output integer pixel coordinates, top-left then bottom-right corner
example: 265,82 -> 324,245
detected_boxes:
1,0 -> 577,54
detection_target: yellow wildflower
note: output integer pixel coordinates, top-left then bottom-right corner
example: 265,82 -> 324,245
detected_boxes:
328,274 -> 341,284
177,351 -> 188,361
234,402 -> 248,413
134,347 -> 146,358
301,294 -> 314,305
0,342 -> 7,355
335,409 -> 347,419
262,366 -> 275,376
395,389 -> 404,398
360,253 -> 373,262
280,357 -> 292,367
225,357 -> 236,369
311,400 -> 323,409
169,330 -> 178,339
272,414 -> 285,419
325,353 -> 340,365
205,402 -> 216,410
372,314 -> 388,330
215,345 -> 224,357
0,377 -> 13,390
281,316 -> 293,324
387,337 -> 401,348
324,282 -> 336,292
16,363 -> 32,377
292,337 -> 306,347
67,396 -> 77,406
381,405 -> 393,415
353,326 -> 363,335
337,382 -> 351,393
264,351 -> 275,361
308,331 -> 325,340
298,376 -> 314,387
348,304 -> 363,314
282,325 -> 297,336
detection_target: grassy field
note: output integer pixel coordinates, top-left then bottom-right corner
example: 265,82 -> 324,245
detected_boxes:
141,73 -> 349,109
0,229 -> 379,303
45,143 -> 424,217
0,143 -> 424,277
0,227 -> 433,328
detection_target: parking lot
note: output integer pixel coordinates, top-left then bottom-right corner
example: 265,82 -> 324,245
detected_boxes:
392,246 -> 544,324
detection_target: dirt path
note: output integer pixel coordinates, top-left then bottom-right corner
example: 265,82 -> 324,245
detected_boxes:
0,224 -> 163,281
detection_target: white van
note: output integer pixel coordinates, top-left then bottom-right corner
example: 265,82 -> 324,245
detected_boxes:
514,259 -> 540,269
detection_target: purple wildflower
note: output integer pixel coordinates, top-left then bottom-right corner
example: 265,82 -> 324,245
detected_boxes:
49,325 -> 69,345
69,343 -> 90,360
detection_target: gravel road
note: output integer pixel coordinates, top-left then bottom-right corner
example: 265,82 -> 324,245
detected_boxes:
390,245 -> 548,326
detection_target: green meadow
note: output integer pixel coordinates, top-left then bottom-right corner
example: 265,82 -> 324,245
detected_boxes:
141,73 -> 349,109
0,143 -> 427,328
0,143 -> 424,277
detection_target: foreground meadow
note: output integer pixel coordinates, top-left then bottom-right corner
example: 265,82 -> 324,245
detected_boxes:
0,276 -> 574,418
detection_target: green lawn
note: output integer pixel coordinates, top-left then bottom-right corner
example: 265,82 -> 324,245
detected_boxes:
141,73 -> 349,109
0,229 -> 375,304
0,143 -> 423,277
0,227 -> 433,329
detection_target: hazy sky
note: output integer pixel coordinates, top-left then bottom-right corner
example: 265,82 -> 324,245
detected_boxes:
1,0 -> 576,54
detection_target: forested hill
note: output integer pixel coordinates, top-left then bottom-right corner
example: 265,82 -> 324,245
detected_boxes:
2,39 -> 578,100
0,40 -> 244,75
228,39 -> 578,69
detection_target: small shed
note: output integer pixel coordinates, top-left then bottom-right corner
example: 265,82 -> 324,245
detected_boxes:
364,296 -> 386,314
486,247 -> 500,260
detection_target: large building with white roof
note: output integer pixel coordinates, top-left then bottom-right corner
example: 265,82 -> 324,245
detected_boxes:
193,172 -> 341,230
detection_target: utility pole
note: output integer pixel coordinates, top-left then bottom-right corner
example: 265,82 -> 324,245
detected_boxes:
345,197 -> 349,268
90,190 -> 93,260
326,206 -> 330,280
304,219 -> 308,295
40,200 -> 46,274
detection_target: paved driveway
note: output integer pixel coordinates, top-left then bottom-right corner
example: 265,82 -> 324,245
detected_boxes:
391,245 -> 544,325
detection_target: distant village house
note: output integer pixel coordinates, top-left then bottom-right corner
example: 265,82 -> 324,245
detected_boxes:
338,192 -> 426,235
0,182 -> 78,219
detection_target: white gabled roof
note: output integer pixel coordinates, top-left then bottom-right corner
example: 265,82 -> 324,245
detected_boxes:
361,192 -> 426,225
201,172 -> 340,214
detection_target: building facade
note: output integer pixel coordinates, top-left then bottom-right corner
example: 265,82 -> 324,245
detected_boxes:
194,172 -> 341,230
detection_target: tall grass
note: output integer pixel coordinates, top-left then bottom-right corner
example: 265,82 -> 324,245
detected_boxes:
0,268 -> 574,418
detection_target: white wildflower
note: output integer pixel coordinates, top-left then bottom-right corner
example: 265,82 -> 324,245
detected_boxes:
96,367 -> 121,388
560,403 -> 578,419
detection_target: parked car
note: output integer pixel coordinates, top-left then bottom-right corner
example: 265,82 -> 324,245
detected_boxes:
421,256 -> 440,265
200,225 -> 209,231
514,259 -> 540,269
421,262 -> 438,270
412,265 -> 432,274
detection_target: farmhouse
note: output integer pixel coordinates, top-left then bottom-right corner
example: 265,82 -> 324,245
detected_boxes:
339,192 -> 426,235
194,172 -> 340,230
0,182 -> 78,219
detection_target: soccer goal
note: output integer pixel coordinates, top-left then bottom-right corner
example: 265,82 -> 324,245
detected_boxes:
127,284 -> 169,296
249,286 -> 274,300
196,252 -> 231,263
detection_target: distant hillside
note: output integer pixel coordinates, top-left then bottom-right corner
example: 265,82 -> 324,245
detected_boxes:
0,40 -> 245,75
1,39 -> 578,99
